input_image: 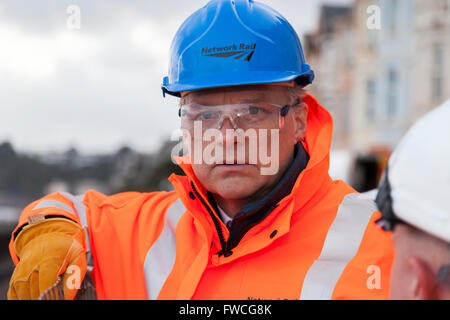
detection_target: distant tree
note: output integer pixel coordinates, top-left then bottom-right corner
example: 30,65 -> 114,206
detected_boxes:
0,139 -> 188,203
113,139 -> 184,193
0,142 -> 18,190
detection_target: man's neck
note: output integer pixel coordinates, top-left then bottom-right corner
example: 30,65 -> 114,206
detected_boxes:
214,197 -> 253,219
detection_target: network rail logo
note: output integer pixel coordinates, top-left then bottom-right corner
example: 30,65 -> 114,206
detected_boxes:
201,43 -> 256,61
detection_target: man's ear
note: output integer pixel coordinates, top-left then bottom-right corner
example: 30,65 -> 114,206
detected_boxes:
409,257 -> 437,300
293,101 -> 308,142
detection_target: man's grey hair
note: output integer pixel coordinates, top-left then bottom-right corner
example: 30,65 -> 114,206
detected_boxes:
287,84 -> 306,105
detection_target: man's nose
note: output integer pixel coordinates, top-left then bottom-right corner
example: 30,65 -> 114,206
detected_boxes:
218,115 -> 239,145
218,114 -> 238,131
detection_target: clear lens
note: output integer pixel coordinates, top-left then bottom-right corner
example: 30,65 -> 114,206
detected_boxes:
180,103 -> 283,130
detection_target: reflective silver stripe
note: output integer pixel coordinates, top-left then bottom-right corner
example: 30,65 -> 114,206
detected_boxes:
144,199 -> 185,300
59,192 -> 90,252
33,200 -> 76,215
360,189 -> 378,201
59,192 -> 96,299
58,192 -> 93,278
299,193 -> 375,300
59,192 -> 88,228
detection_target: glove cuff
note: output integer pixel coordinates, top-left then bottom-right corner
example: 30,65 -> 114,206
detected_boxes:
14,218 -> 86,258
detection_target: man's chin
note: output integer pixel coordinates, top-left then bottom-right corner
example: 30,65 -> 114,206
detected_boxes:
210,175 -> 261,200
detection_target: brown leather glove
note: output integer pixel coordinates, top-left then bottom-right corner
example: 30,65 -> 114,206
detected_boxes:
8,218 -> 87,300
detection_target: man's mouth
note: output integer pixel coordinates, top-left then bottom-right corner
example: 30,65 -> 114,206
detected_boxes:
216,160 -> 250,166
214,162 -> 254,169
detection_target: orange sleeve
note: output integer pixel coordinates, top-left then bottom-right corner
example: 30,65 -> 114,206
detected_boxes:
332,211 -> 395,300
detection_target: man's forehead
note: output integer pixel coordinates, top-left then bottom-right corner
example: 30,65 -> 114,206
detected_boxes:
181,85 -> 289,103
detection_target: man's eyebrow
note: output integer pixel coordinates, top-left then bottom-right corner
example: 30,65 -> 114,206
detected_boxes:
184,93 -> 270,105
238,96 -> 267,103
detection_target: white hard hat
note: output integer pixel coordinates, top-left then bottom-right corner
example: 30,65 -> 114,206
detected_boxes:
376,99 -> 450,243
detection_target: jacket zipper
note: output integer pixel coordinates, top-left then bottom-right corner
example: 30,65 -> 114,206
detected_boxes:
190,182 -> 230,256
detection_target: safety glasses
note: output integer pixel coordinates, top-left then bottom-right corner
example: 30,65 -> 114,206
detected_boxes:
178,100 -> 299,131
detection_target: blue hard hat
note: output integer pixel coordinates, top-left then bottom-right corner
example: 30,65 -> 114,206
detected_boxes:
162,0 -> 314,97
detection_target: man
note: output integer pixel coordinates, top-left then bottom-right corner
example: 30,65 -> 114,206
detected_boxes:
376,100 -> 450,300
8,0 -> 393,300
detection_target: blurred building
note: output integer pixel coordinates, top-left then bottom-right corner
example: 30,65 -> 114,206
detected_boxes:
305,0 -> 450,190
412,0 -> 450,118
305,5 -> 355,150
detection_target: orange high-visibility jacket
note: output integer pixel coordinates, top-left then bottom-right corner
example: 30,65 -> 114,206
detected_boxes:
10,93 -> 394,300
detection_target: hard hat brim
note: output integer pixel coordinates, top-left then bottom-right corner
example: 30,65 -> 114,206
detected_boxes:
162,70 -> 314,97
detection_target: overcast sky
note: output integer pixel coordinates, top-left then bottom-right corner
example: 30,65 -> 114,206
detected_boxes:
0,0 -> 352,155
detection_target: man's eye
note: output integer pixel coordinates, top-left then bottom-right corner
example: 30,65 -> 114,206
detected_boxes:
248,107 -> 262,115
199,111 -> 215,120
